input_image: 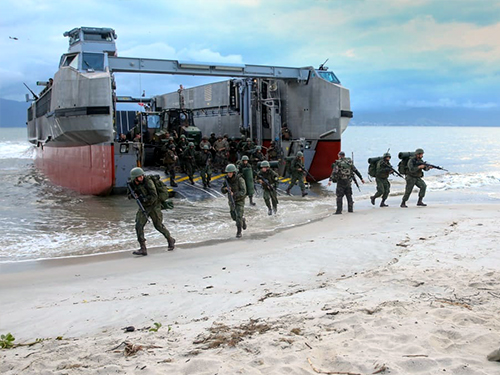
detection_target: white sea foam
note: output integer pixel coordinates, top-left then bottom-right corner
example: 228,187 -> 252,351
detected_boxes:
0,141 -> 35,159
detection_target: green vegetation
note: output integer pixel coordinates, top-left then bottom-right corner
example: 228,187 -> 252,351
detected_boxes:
0,333 -> 15,349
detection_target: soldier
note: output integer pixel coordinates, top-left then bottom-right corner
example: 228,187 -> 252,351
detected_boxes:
182,142 -> 196,184
286,151 -> 308,197
214,135 -> 229,171
221,164 -> 247,238
401,148 -> 432,208
199,135 -> 211,151
251,146 -> 265,173
370,152 -> 393,207
128,167 -> 175,256
199,144 -> 213,188
208,132 -> 217,146
163,144 -> 178,187
257,160 -> 279,215
228,136 -> 239,163
242,137 -> 254,156
328,151 -> 365,214
237,155 -> 256,206
176,134 -> 189,173
266,141 -> 279,161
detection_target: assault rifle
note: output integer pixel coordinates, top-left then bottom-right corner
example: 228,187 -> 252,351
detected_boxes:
390,166 -> 405,179
303,168 -> 317,182
127,182 -> 149,222
224,177 -> 236,210
23,82 -> 39,100
351,152 -> 361,192
259,175 -> 275,192
419,161 -> 449,172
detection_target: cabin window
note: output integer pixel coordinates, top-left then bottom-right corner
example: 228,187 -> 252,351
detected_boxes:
147,115 -> 161,129
82,53 -> 104,71
63,54 -> 78,68
83,32 -> 112,41
317,71 -> 340,84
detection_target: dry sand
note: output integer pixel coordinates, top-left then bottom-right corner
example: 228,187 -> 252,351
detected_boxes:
1,201 -> 500,374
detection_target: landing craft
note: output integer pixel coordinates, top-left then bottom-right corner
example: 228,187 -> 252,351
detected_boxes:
26,27 -> 352,195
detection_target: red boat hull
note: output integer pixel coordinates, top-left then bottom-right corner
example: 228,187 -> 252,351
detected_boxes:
308,140 -> 341,181
35,143 -> 115,195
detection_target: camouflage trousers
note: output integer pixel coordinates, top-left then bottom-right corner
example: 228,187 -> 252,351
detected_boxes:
402,176 -> 426,202
263,189 -> 278,210
288,173 -> 306,192
373,177 -> 390,200
229,200 -> 245,228
165,163 -> 176,183
135,205 -> 171,244
200,165 -> 212,186
336,179 -> 353,212
185,162 -> 195,179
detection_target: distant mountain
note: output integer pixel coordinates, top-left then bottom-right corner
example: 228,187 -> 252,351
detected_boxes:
351,107 -> 500,127
0,98 -> 30,128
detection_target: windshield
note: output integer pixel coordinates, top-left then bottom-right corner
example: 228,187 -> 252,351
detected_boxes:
317,71 -> 340,84
82,52 -> 104,71
147,115 -> 161,129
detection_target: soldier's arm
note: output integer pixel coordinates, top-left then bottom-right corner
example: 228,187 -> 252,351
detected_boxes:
408,158 -> 421,173
238,177 -> 247,198
144,178 -> 158,204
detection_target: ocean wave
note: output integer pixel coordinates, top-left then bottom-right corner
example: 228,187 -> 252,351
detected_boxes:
0,141 -> 35,159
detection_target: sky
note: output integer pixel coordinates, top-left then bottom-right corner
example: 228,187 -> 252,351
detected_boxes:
1,0 -> 499,112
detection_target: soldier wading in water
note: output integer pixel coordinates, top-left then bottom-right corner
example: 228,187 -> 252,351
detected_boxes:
221,164 -> 247,238
129,167 -> 175,256
328,151 -> 364,214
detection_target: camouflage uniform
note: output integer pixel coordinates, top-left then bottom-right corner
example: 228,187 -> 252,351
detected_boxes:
372,158 -> 392,202
402,156 -> 427,203
331,157 -> 362,213
130,176 -> 173,247
162,146 -> 178,187
182,146 -> 196,184
221,174 -> 247,233
199,150 -> 212,188
214,138 -> 229,169
258,168 -> 279,213
237,160 -> 256,205
286,157 -> 307,196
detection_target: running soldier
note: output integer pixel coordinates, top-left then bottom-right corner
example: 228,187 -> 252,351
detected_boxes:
370,152 -> 392,207
328,151 -> 364,214
128,167 -> 175,256
182,142 -> 196,184
221,164 -> 247,238
163,144 -> 178,187
257,160 -> 279,215
401,148 -> 432,208
286,151 -> 308,197
199,144 -> 213,188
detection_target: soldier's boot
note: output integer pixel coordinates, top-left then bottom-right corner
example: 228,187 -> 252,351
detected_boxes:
335,199 -> 342,214
268,207 -> 273,215
400,199 -> 408,208
236,225 -> 242,238
133,241 -> 148,256
370,196 -> 375,205
167,237 -> 176,251
417,198 -> 427,207
348,205 -> 354,213
301,190 -> 308,197
249,196 -> 256,206
189,176 -> 195,185
380,200 -> 389,207
207,180 -> 211,188
286,186 -> 292,196
170,178 -> 178,187
242,217 -> 247,230
273,205 -> 278,214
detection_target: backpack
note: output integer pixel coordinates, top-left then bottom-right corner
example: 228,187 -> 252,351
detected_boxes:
398,152 -> 415,175
148,175 -> 174,210
367,156 -> 382,178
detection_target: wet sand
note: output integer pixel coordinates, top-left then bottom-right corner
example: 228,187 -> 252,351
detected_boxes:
1,199 -> 500,374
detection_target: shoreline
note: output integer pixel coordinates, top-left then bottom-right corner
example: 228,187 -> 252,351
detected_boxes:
2,199 -> 500,374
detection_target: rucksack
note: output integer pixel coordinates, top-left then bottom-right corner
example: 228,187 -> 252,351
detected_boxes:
367,156 -> 382,178
398,152 -> 415,175
148,175 -> 174,210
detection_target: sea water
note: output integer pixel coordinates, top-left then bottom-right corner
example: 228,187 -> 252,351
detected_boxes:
0,126 -> 499,262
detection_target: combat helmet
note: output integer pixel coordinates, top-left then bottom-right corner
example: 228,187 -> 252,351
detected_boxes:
260,161 -> 270,168
130,167 -> 145,179
256,146 -> 261,150
180,134 -> 186,139
338,151 -> 345,156
225,164 -> 237,173
241,155 -> 249,161
296,151 -> 304,157
169,144 -> 176,150
383,152 -> 391,158
415,148 -> 424,154
203,145 -> 210,150
188,142 -> 194,147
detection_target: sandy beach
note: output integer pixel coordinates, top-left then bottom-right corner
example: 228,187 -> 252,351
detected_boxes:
1,199 -> 500,374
